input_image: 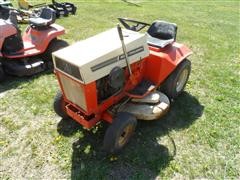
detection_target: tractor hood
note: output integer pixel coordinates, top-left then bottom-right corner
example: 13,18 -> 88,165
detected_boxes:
0,19 -> 17,49
53,27 -> 149,84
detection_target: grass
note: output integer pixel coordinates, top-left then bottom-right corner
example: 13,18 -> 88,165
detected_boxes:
0,0 -> 240,179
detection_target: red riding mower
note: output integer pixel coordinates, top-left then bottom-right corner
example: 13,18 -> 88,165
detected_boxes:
52,18 -> 193,153
0,7 -> 68,82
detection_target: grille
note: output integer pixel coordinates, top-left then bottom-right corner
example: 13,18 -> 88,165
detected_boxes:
59,73 -> 87,111
55,57 -> 82,81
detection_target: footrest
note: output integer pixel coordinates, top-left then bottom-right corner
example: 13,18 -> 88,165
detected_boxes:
65,104 -> 99,129
126,79 -> 156,98
119,91 -> 170,120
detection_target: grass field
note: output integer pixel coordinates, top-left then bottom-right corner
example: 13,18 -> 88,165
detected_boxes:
0,0 -> 240,179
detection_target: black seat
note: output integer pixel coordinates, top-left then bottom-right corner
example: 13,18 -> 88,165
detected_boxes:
29,7 -> 56,27
147,21 -> 177,48
7,10 -> 19,28
0,5 -> 10,20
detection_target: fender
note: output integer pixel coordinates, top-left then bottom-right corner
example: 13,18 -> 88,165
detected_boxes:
22,23 -> 65,53
144,42 -> 193,85
4,23 -> 65,59
0,19 -> 18,50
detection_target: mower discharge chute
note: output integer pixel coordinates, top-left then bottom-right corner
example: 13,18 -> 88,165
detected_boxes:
53,18 -> 192,153
0,7 -> 68,81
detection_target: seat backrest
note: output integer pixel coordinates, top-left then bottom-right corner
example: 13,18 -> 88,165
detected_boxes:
0,5 -> 10,19
147,21 -> 177,40
8,10 -> 18,28
40,7 -> 56,21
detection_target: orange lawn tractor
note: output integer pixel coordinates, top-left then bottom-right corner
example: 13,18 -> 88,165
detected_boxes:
52,18 -> 193,153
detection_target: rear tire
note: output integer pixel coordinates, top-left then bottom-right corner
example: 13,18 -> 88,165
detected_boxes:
53,91 -> 69,119
43,39 -> 69,70
103,112 -> 137,154
0,64 -> 6,82
160,59 -> 191,99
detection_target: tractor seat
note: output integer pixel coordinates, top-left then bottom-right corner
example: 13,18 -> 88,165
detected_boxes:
7,10 -> 19,28
29,7 -> 56,27
147,21 -> 177,48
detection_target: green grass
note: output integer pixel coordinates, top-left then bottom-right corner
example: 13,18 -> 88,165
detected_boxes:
1,0 -> 240,179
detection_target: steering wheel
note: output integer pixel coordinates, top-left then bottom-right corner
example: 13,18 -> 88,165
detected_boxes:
118,17 -> 150,32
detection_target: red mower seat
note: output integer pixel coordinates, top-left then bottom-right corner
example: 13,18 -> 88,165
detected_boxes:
147,21 -> 177,48
29,7 -> 56,27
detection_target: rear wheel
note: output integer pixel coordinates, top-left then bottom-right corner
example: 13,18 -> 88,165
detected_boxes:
53,90 -> 69,119
103,112 -> 137,154
43,39 -> 69,69
0,64 -> 6,82
160,59 -> 191,99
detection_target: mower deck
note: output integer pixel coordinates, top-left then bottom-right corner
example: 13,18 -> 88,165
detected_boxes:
3,58 -> 45,76
119,91 -> 170,120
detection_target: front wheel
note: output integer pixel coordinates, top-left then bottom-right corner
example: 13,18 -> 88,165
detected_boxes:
53,91 -> 69,119
0,65 -> 6,82
160,59 -> 191,99
103,112 -> 137,154
43,39 -> 69,69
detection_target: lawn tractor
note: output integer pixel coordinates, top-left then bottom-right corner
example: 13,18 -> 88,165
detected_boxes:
48,0 -> 77,18
18,0 -> 77,18
0,4 -> 39,24
0,0 -> 12,7
0,7 -> 68,81
18,0 -> 46,10
53,18 -> 192,153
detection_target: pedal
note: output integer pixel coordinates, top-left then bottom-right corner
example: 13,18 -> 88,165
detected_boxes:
127,79 -> 156,97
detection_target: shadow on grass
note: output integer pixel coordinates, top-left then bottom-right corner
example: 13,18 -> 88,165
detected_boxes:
0,71 -> 52,93
57,92 -> 204,179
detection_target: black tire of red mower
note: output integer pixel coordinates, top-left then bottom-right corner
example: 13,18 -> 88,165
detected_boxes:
53,91 -> 69,119
103,112 -> 137,154
0,65 -> 6,82
160,59 -> 191,99
43,39 -> 69,69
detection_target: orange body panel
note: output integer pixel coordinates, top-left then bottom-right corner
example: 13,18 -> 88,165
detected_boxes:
56,72 -> 98,114
57,43 -> 192,129
145,42 -> 192,85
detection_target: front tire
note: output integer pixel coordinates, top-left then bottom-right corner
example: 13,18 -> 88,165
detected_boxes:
103,112 -> 137,154
53,91 -> 69,119
160,59 -> 191,99
43,39 -> 69,69
0,65 -> 6,82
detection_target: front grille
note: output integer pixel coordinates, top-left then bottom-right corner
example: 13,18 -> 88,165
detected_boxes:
59,73 -> 87,111
55,57 -> 82,81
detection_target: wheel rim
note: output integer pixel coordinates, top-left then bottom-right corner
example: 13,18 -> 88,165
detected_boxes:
117,124 -> 134,148
176,69 -> 189,93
